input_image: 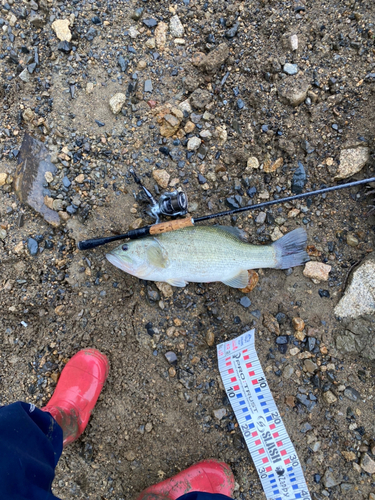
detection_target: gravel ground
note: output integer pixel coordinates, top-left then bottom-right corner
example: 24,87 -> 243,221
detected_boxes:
1,0 -> 375,499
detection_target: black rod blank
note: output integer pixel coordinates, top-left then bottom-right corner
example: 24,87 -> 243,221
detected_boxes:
78,226 -> 152,250
194,177 -> 375,223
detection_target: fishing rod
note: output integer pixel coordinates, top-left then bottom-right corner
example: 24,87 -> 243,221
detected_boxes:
78,176 -> 375,251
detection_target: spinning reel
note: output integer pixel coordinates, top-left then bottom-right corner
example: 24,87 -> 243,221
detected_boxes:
129,168 -> 188,223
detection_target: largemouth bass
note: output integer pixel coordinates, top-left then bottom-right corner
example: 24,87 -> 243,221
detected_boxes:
106,226 -> 309,288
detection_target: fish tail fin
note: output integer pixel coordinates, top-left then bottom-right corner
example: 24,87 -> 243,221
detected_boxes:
272,228 -> 309,269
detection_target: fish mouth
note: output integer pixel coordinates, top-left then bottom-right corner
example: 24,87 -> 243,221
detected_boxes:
106,252 -> 133,273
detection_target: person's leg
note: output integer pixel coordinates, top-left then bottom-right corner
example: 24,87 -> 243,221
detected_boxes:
0,401 -> 63,500
137,459 -> 235,500
0,348 -> 109,500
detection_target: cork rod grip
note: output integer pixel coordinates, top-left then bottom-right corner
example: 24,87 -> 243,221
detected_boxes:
150,217 -> 194,235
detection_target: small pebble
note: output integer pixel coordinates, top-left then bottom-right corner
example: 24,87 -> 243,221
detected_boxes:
27,237 -> 38,256
346,234 -> 359,247
165,351 -> 177,364
213,408 -> 227,420
206,330 -> 215,346
144,79 -> 153,92
152,169 -> 170,189
283,63 -> 298,75
187,137 -> 201,151
109,93 -> 126,114
292,317 -> 305,331
57,41 -> 72,53
240,296 -> 251,308
303,262 -> 331,281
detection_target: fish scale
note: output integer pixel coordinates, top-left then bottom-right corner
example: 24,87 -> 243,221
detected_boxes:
217,330 -> 311,500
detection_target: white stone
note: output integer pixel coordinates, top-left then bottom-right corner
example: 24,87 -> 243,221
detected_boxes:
199,130 -> 212,139
312,441 -> 321,452
258,191 -> 270,200
323,391 -> 337,404
335,147 -> 370,180
128,26 -> 140,39
247,156 -> 259,170
44,171 -> 53,183
212,408 -> 227,420
215,125 -> 227,144
203,111 -> 214,120
169,15 -> 184,37
51,19 -> 72,42
174,38 -> 185,45
109,93 -> 126,114
187,137 -> 201,151
155,282 -> 173,298
289,34 -> 298,51
19,68 -> 30,83
9,14 -> 17,27
23,108 -> 34,122
145,38 -> 156,49
178,99 -> 192,114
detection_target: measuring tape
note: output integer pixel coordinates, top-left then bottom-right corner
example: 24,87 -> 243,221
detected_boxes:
217,330 -> 311,500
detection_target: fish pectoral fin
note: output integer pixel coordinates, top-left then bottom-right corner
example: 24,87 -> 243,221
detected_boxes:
222,270 -> 249,288
147,240 -> 170,269
166,278 -> 188,287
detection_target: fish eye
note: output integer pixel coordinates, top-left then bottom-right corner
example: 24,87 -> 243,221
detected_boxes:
122,244 -> 128,251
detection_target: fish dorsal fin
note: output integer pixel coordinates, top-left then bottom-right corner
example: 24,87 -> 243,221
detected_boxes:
222,270 -> 249,288
215,225 -> 248,242
166,278 -> 188,287
147,239 -> 170,269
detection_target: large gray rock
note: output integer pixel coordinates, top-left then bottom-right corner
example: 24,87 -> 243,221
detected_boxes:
13,134 -> 60,227
334,255 -> 375,319
335,255 -> 375,360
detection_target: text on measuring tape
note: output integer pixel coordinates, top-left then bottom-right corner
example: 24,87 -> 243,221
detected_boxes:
217,330 -> 311,500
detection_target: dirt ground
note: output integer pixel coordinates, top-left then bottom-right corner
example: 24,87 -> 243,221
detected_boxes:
0,0 -> 375,499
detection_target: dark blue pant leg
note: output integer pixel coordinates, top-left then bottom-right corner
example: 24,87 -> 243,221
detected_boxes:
0,402 -> 63,500
177,493 -> 234,500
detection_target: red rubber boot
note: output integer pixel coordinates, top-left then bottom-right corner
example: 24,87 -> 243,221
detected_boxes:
136,459 -> 235,500
41,348 -> 109,447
